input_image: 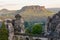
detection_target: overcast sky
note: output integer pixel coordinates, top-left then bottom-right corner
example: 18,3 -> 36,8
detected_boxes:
0,0 -> 60,10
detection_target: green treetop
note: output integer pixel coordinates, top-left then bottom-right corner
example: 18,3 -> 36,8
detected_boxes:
31,24 -> 43,34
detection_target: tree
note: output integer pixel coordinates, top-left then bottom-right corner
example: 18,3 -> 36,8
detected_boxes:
31,24 -> 42,34
25,27 -> 31,34
0,22 -> 8,40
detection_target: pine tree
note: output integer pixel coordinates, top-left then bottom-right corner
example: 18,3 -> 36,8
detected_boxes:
0,22 -> 8,40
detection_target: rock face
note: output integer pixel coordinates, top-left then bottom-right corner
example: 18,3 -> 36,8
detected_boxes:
5,14 -> 25,40
15,6 -> 46,14
12,14 -> 25,33
47,11 -> 60,39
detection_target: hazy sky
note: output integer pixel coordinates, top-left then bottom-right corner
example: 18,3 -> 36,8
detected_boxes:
0,0 -> 60,10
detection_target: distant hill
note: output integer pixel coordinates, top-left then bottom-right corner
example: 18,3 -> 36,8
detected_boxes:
0,9 -> 16,14
16,5 -> 54,22
0,9 -> 16,20
47,8 -> 60,13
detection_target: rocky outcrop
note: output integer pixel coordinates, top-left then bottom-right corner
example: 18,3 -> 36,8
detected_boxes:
47,11 -> 60,38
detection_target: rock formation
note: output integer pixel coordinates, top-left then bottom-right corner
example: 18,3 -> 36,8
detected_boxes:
47,11 -> 60,40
